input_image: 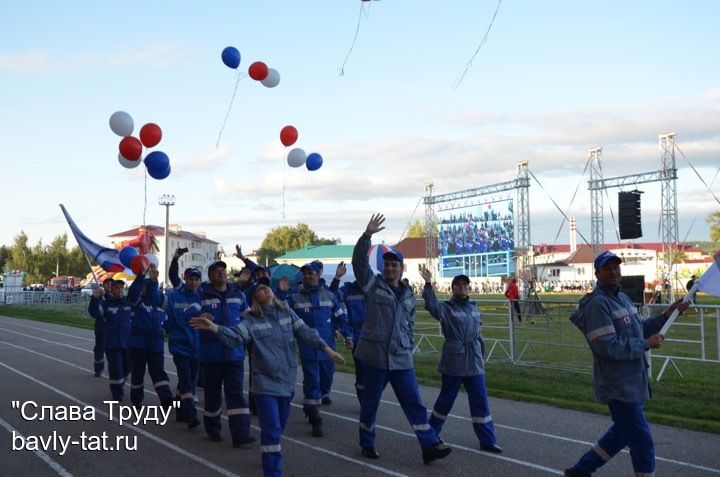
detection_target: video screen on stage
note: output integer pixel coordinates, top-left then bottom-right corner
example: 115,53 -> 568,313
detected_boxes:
437,199 -> 515,278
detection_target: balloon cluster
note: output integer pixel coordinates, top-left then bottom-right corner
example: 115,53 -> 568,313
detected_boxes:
220,47 -> 323,172
280,125 -> 323,171
109,111 -> 171,180
114,230 -> 160,280
221,46 -> 280,88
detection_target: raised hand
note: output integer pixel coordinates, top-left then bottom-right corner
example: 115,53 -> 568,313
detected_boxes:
148,263 -> 160,280
335,261 -> 347,279
92,287 -> 104,299
419,264 -> 432,283
234,244 -> 245,259
364,213 -> 386,236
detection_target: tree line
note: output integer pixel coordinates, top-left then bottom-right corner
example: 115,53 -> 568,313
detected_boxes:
2,212 -> 717,285
0,232 -> 90,285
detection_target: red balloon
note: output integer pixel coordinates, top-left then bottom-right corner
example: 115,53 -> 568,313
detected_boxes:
139,123 -> 162,148
130,254 -> 150,275
280,125 -> 298,147
248,61 -> 269,81
119,136 -> 143,161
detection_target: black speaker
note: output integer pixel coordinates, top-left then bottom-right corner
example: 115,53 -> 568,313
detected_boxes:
621,275 -> 645,304
619,191 -> 642,239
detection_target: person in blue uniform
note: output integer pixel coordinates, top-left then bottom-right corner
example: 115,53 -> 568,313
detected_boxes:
165,266 -> 203,429
197,259 -> 255,447
88,276 -> 143,401
330,261 -> 367,404
90,278 -> 113,377
420,267 -> 502,454
128,263 -> 173,409
564,251 -> 688,477
191,284 -> 346,477
353,213 -> 451,465
280,261 -> 353,437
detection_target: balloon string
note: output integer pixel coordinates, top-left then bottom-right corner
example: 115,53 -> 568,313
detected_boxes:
282,149 -> 287,219
339,2 -> 367,76
453,0 -> 502,89
142,164 -> 148,228
216,70 -> 244,148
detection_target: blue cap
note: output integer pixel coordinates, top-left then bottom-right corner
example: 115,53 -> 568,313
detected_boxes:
383,249 -> 404,265
184,267 -> 202,279
301,262 -> 322,274
594,251 -> 622,270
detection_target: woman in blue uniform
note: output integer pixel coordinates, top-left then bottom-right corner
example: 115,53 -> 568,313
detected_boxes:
420,266 -> 502,454
191,284 -> 345,477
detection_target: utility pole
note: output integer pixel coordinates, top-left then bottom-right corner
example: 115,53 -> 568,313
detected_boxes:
158,194 -> 176,287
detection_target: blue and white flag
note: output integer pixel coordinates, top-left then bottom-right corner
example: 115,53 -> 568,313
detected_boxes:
59,204 -> 125,273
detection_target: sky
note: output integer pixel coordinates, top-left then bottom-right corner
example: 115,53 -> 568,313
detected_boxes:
1,1 -> 719,256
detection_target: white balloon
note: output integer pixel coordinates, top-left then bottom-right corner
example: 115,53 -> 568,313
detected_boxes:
287,148 -> 307,168
109,111 -> 134,137
118,153 -> 141,169
261,68 -> 280,88
145,253 -> 159,268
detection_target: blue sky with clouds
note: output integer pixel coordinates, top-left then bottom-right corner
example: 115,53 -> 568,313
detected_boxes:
1,1 -> 718,253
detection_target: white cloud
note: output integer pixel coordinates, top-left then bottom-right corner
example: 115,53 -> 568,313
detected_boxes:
173,144 -> 233,175
0,43 -> 190,73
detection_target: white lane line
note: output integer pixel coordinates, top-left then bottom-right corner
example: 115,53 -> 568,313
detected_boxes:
326,387 -> 720,475
8,320 -> 718,475
286,401 -> 563,475
0,339 -> 407,477
0,320 -> 95,341
0,343 -> 239,477
0,416 -> 74,477
0,325 -> 176,361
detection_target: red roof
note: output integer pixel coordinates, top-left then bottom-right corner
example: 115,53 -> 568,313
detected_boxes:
534,242 -> 703,254
393,237 -> 437,260
108,225 -> 218,244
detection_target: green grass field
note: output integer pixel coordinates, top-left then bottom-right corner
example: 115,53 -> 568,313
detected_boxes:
2,292 -> 719,433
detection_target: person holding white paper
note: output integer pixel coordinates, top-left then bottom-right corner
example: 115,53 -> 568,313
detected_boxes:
564,251 -> 688,477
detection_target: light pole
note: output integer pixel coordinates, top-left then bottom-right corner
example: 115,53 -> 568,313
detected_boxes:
158,194 -> 176,287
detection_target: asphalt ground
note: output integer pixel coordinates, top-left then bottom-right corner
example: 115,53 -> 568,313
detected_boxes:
0,314 -> 718,477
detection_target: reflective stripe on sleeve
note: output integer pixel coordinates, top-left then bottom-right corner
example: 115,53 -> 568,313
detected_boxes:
586,325 -> 616,342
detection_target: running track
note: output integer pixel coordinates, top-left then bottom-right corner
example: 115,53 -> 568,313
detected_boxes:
1,315 -> 718,477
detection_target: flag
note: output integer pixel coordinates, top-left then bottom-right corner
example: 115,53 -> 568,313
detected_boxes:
368,244 -> 393,275
59,204 -> 125,273
695,251 -> 720,297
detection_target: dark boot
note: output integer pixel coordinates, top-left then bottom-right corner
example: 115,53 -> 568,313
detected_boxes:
308,407 -> 323,437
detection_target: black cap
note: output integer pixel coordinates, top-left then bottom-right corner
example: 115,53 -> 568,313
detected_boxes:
451,274 -> 470,287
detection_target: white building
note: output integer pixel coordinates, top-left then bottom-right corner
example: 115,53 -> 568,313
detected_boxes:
108,224 -> 218,285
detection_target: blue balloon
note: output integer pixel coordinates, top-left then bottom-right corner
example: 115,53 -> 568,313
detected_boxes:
144,151 -> 169,176
306,152 -> 323,171
119,246 -> 139,268
221,46 -> 241,69
149,164 -> 171,180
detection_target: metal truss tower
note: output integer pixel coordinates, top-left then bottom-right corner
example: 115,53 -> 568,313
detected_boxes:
423,182 -> 436,270
588,134 -> 679,302
588,148 -> 604,255
515,161 -> 531,283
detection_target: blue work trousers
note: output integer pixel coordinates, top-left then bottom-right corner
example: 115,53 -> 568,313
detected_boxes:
93,327 -> 105,374
359,364 -> 440,450
129,348 -> 173,407
105,348 -> 127,401
173,355 -> 199,421
429,374 -> 496,446
256,394 -> 292,477
301,360 -> 334,409
571,400 -> 655,475
202,361 -> 251,440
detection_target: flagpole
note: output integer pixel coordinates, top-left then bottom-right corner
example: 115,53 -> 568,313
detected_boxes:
659,283 -> 697,336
